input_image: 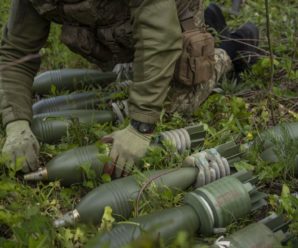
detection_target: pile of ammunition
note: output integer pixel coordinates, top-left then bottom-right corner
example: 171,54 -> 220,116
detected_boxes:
29,68 -> 297,247
32,69 -> 131,144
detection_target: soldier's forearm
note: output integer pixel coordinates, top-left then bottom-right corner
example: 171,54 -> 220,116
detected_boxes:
0,30 -> 41,125
128,0 -> 182,124
0,0 -> 50,126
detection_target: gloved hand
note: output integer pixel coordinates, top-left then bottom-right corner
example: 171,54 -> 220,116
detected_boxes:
102,125 -> 152,178
2,120 -> 40,173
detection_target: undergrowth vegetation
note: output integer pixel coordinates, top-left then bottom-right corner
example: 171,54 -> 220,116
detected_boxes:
0,0 -> 297,247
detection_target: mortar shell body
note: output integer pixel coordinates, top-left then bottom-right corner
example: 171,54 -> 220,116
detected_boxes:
76,167 -> 198,224
32,92 -> 101,114
259,122 -> 298,150
46,144 -> 104,185
261,147 -> 298,175
258,122 -> 298,176
31,118 -> 70,144
35,124 -> 208,185
33,109 -> 115,123
85,173 -> 264,248
32,110 -> 115,143
33,69 -> 117,94
85,205 -> 199,248
184,176 -> 252,235
210,223 -> 283,248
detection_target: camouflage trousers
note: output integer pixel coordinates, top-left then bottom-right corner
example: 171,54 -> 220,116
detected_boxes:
165,0 -> 233,114
166,49 -> 233,114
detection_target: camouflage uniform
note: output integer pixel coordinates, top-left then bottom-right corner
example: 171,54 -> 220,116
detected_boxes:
0,0 -> 232,127
166,1 -> 233,114
166,49 -> 232,114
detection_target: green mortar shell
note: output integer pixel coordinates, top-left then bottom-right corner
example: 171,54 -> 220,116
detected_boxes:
31,110 -> 115,144
54,137 -> 246,228
24,144 -> 104,185
85,172 -> 263,248
184,175 -> 252,235
258,122 -> 298,175
27,125 -> 241,187
85,205 -> 200,248
32,92 -> 105,114
74,167 -> 198,225
261,147 -> 298,175
210,223 -> 283,248
33,69 -> 117,95
47,144 -> 104,185
27,148 -> 199,187
33,109 -> 115,122
27,125 -> 206,184
258,122 -> 298,150
31,119 -> 70,144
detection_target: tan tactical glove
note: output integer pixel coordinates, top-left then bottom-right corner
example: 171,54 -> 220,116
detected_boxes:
2,120 -> 40,173
102,125 -> 152,178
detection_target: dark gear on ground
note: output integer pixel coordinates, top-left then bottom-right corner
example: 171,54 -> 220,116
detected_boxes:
205,3 -> 260,73
204,3 -> 230,38
220,22 -> 260,73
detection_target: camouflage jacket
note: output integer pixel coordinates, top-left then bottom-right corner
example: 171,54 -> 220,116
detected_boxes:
0,0 -> 203,126
29,0 -> 201,70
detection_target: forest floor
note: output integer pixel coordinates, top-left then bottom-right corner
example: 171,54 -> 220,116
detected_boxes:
0,0 -> 297,247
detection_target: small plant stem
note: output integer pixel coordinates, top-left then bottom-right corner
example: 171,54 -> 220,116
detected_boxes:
135,168 -> 179,216
265,0 -> 277,125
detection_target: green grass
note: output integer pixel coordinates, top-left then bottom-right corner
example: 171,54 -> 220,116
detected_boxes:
0,0 -> 298,247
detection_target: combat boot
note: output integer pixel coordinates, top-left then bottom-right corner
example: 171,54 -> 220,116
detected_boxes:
204,3 -> 230,38
220,22 -> 259,72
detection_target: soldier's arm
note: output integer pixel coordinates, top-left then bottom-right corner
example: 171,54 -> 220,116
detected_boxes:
128,0 -> 182,124
0,0 -> 50,127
